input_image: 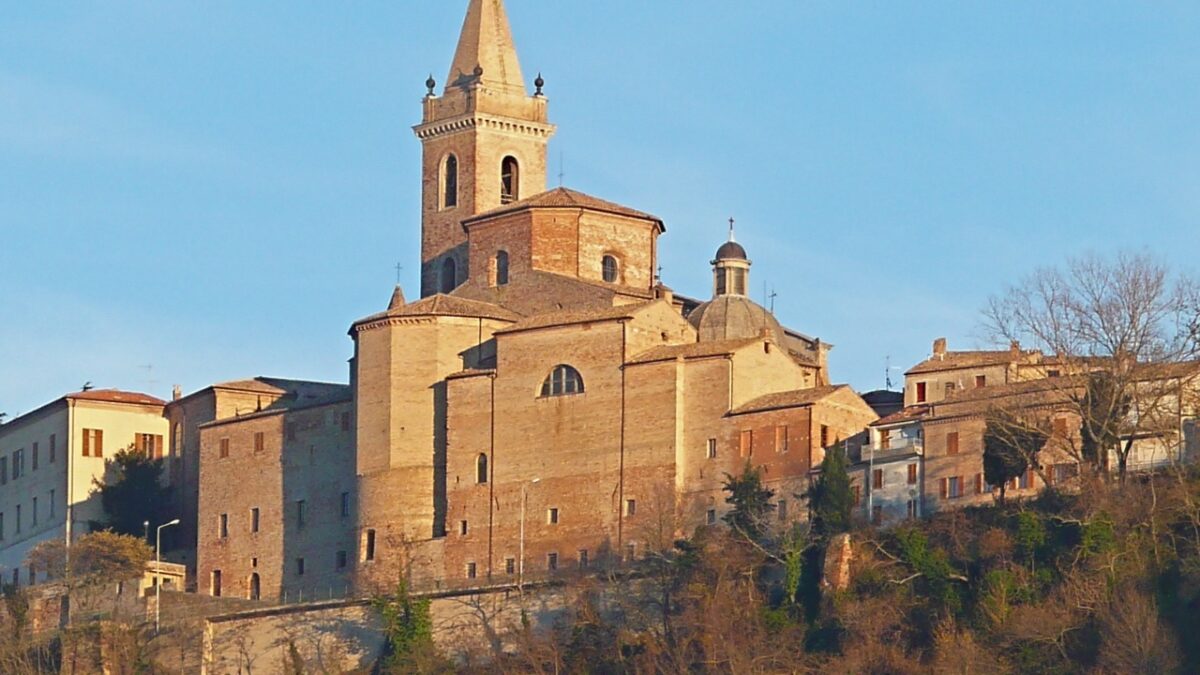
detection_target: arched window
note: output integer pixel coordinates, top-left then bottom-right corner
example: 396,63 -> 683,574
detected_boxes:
501,156 -> 519,204
443,155 -> 458,208
248,573 -> 260,600
540,365 -> 584,397
494,250 -> 509,286
476,453 -> 488,484
439,257 -> 457,293
602,255 -> 619,283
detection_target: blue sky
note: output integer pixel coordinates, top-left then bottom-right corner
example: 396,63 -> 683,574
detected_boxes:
2,1 -> 1199,416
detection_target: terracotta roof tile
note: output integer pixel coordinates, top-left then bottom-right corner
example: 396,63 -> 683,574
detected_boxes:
627,338 -> 762,365
730,385 -> 846,416
353,294 -> 520,329
463,187 -> 662,226
65,389 -> 166,406
495,301 -> 654,335
871,404 -> 931,427
906,350 -> 1032,375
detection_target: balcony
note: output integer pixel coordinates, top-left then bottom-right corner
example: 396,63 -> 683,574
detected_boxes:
866,438 -> 923,461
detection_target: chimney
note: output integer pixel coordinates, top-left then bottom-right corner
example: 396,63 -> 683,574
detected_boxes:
1010,340 -> 1021,358
657,286 -> 674,306
172,385 -> 182,401
932,337 -> 947,360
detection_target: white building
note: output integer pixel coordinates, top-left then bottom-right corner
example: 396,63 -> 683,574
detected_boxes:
860,406 -> 927,527
0,390 -> 169,586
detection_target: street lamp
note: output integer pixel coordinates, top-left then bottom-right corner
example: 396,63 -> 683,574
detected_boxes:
518,478 -> 541,595
155,518 -> 180,634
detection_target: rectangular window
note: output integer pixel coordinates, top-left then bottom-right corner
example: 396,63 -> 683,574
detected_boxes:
547,507 -> 559,524
907,463 -> 918,485
505,557 -> 516,575
739,430 -> 753,457
0,512 -> 4,540
578,549 -> 589,568
219,438 -> 230,459
1047,369 -> 1061,378
219,514 -> 228,538
706,438 -> 717,459
1,456 -> 7,484
83,429 -> 103,457
296,500 -> 306,529
254,432 -> 265,453
947,476 -> 962,499
251,508 -> 260,533
975,473 -> 984,495
706,509 -> 717,525
212,570 -> 222,597
820,425 -> 830,448
880,428 -> 891,449
336,550 -> 348,570
945,382 -> 956,397
12,450 -> 23,479
916,382 -> 928,403
624,499 -> 636,516
296,558 -> 305,576
975,375 -> 987,388
624,543 -> 636,562
777,499 -> 788,521
364,529 -> 376,561
547,553 -> 558,571
49,491 -> 55,518
49,434 -> 56,463
776,425 -> 788,453
872,468 -> 884,490
135,433 -> 163,459
946,432 -> 960,456
341,492 -> 351,518
31,498 -> 37,526
466,562 -> 477,579
32,443 -> 38,471
15,505 -> 21,533
459,520 -> 468,536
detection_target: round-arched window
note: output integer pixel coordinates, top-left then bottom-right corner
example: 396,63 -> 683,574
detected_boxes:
476,453 -> 489,484
540,365 -> 584,397
501,156 -> 520,204
439,258 -> 457,294
443,154 -> 458,208
602,255 -> 619,283
495,250 -> 509,286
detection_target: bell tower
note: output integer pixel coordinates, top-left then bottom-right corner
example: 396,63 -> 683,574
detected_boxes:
414,0 -> 556,297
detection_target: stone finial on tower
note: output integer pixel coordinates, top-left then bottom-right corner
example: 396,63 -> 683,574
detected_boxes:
447,0 -> 526,94
534,72 -> 545,96
425,74 -> 436,97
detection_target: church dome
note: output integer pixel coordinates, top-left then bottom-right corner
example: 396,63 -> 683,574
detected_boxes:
714,240 -> 747,261
688,295 -> 786,345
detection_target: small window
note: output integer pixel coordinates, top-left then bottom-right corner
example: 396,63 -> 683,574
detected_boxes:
494,251 -> 509,286
505,557 -> 516,575
439,257 -> 457,294
219,514 -> 229,539
547,552 -> 558,571
540,365 -> 584,397
254,432 -> 264,453
212,570 -> 223,597
706,509 -> 717,525
946,432 -> 960,456
578,549 -> 589,568
336,550 -> 348,570
251,508 -> 260,533
872,468 -> 884,490
975,473 -> 984,494
945,382 -> 956,397
296,558 -> 305,576
477,453 -> 489,484
602,255 -> 619,283
219,438 -> 230,459
739,430 -> 753,457
1047,369 -> 1061,378
501,156 -> 520,204
547,508 -> 559,525
31,498 -> 37,526
443,154 -> 458,208
775,426 -> 788,453
820,425 -> 830,449
916,382 -> 928,403
975,375 -> 987,388
706,438 -> 717,459
83,429 -> 103,457
466,562 -> 477,579
341,492 -> 351,518
296,500 -> 306,529
624,499 -> 637,516
49,434 -> 56,463
31,443 -> 38,471
624,543 -> 636,562
907,463 -> 917,485
364,529 -> 376,562
459,520 -> 468,536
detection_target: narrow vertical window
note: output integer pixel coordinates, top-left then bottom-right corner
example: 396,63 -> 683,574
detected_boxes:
602,255 -> 619,283
459,520 -> 468,536
547,507 -> 559,524
466,562 -> 477,579
500,156 -> 519,204
547,552 -> 559,571
739,430 -> 753,457
916,382 -> 928,403
443,154 -> 458,208
947,432 -> 960,456
505,557 -> 516,574
296,500 -> 306,529
439,257 -> 457,294
624,499 -> 637,516
212,570 -> 222,597
494,250 -> 509,286
336,550 -> 348,570
219,438 -> 230,459
219,514 -> 228,538
32,443 -> 38,471
775,426 -> 788,453
579,549 -> 589,568
477,453 -> 489,484
251,507 -> 260,533
296,558 -> 305,576
907,463 -> 917,485
49,434 -> 56,463
706,438 -> 717,459
364,529 -> 376,561
254,432 -> 264,453
341,492 -> 351,518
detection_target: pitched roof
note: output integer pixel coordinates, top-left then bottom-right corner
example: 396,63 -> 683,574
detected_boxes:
906,349 -> 1033,375
871,404 -> 931,427
353,294 -> 520,330
494,301 -> 653,335
446,0 -> 525,95
463,187 -> 662,228
730,385 -> 847,416
65,389 -> 166,407
627,338 -> 763,365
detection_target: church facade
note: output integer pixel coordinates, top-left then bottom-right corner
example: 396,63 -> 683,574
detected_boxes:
194,0 -> 877,600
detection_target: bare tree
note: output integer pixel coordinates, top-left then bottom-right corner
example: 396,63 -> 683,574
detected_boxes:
985,252 -> 1200,481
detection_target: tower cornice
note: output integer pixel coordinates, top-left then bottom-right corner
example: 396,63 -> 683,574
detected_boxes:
413,112 -> 556,141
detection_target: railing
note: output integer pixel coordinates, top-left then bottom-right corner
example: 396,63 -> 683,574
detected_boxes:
868,438 -> 923,460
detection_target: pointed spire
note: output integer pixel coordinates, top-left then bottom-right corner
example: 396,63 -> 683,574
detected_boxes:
447,0 -> 526,95
388,284 -> 407,311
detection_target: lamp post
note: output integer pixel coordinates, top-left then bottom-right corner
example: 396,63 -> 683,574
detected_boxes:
518,478 -> 541,595
155,519 -> 180,634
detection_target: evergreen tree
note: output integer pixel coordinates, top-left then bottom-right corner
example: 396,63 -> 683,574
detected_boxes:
722,462 -> 775,541
94,447 -> 173,539
806,444 -> 853,537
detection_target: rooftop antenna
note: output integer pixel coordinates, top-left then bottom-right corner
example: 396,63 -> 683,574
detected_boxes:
655,264 -> 663,285
558,150 -> 565,187
139,364 -> 159,391
81,381 -> 94,392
